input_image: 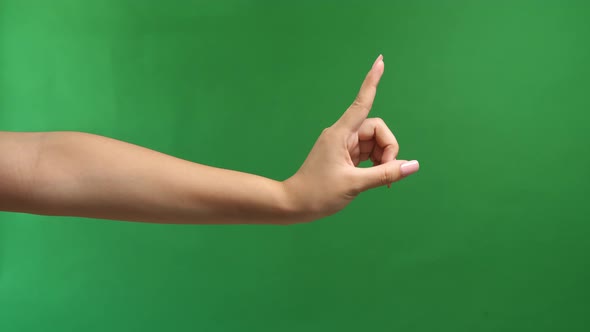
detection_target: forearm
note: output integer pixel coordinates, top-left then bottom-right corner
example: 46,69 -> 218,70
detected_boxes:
10,131 -> 301,224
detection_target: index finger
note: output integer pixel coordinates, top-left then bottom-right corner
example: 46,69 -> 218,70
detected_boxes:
335,54 -> 385,131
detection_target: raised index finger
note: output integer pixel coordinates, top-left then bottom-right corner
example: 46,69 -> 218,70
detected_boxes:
335,55 -> 385,131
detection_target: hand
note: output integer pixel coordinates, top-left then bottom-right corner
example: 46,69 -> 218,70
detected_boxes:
283,55 -> 419,222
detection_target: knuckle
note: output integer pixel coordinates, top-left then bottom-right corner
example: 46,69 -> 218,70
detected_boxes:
352,98 -> 369,113
321,126 -> 335,138
380,166 -> 394,186
352,96 -> 362,106
322,125 -> 346,138
368,117 -> 385,128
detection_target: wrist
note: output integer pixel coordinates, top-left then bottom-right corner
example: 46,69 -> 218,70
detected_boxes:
279,176 -> 323,225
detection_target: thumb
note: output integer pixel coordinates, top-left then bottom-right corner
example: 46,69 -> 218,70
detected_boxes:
355,160 -> 420,191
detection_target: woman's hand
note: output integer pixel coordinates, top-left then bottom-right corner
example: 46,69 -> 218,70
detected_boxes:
283,55 -> 419,222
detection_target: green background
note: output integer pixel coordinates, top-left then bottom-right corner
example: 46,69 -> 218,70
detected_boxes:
1,0 -> 589,331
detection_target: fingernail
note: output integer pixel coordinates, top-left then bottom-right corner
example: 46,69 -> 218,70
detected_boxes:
372,54 -> 383,69
400,160 -> 419,177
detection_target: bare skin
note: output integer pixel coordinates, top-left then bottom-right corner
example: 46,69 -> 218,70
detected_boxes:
0,55 -> 419,225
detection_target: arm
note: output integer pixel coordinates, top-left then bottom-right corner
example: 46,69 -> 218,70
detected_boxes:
0,55 -> 419,225
0,130 -> 296,224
